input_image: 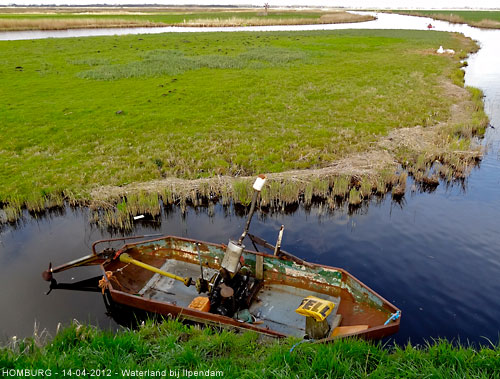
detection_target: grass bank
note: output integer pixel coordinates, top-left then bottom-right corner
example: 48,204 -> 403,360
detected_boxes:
0,9 -> 373,31
391,10 -> 500,29
0,29 -> 487,226
1,319 -> 499,378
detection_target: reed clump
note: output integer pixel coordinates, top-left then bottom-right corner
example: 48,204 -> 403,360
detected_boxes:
125,191 -> 161,217
232,179 -> 253,206
391,172 -> 407,199
2,203 -> 22,223
330,176 -> 349,198
359,177 -> 374,198
348,188 -> 362,206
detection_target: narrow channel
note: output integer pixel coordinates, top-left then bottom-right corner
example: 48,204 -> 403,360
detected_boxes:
0,12 -> 499,345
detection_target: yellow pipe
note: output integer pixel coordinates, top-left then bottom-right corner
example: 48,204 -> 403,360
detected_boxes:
119,253 -> 192,287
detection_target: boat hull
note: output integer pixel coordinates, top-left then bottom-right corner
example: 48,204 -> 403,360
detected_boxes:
100,235 -> 401,341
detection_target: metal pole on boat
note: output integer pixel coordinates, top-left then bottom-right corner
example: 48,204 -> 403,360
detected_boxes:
119,253 -> 192,287
221,175 -> 267,276
237,174 -> 267,246
195,243 -> 204,280
274,225 -> 284,256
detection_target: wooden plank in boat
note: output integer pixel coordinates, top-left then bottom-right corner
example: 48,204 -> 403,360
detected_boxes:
331,325 -> 369,337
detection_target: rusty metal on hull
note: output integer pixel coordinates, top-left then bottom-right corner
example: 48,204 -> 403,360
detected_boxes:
100,235 -> 400,341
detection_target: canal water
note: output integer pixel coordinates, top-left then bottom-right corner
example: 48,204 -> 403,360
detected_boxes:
1,13 -> 499,346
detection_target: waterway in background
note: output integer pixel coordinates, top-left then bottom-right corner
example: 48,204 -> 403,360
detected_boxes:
0,13 -> 499,345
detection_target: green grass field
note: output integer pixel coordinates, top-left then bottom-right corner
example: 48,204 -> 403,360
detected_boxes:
395,10 -> 500,29
0,29 -> 484,217
1,319 -> 499,378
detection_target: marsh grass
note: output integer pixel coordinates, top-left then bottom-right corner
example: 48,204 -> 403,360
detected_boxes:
79,47 -> 308,80
86,171 -> 412,229
394,10 -> 500,29
0,29 -> 486,225
0,10 -> 374,31
1,319 -> 499,377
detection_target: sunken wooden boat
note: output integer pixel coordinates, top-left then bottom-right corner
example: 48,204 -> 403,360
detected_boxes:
42,176 -> 401,341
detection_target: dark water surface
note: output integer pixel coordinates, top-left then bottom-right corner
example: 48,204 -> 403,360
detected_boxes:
1,13 -> 499,345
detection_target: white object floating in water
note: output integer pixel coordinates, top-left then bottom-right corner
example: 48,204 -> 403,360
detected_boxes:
133,215 -> 145,220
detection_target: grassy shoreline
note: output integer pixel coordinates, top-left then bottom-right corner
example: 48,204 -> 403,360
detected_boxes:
0,9 -> 373,31
1,319 -> 499,377
0,29 -> 488,227
391,10 -> 500,29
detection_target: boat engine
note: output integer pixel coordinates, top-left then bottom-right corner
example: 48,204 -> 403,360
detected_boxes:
205,270 -> 259,317
195,175 -> 266,317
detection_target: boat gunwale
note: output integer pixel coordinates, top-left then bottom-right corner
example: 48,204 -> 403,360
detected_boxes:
107,287 -> 287,338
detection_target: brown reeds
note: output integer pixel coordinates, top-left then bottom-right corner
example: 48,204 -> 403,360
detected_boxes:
178,13 -> 374,27
0,11 -> 375,32
0,18 -> 163,31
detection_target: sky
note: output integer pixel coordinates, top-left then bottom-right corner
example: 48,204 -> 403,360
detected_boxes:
2,1 -> 499,10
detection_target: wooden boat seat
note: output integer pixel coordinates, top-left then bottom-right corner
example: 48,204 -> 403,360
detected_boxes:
330,324 -> 369,337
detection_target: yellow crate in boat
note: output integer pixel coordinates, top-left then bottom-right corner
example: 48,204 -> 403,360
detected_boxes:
188,296 -> 211,312
295,296 -> 334,322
